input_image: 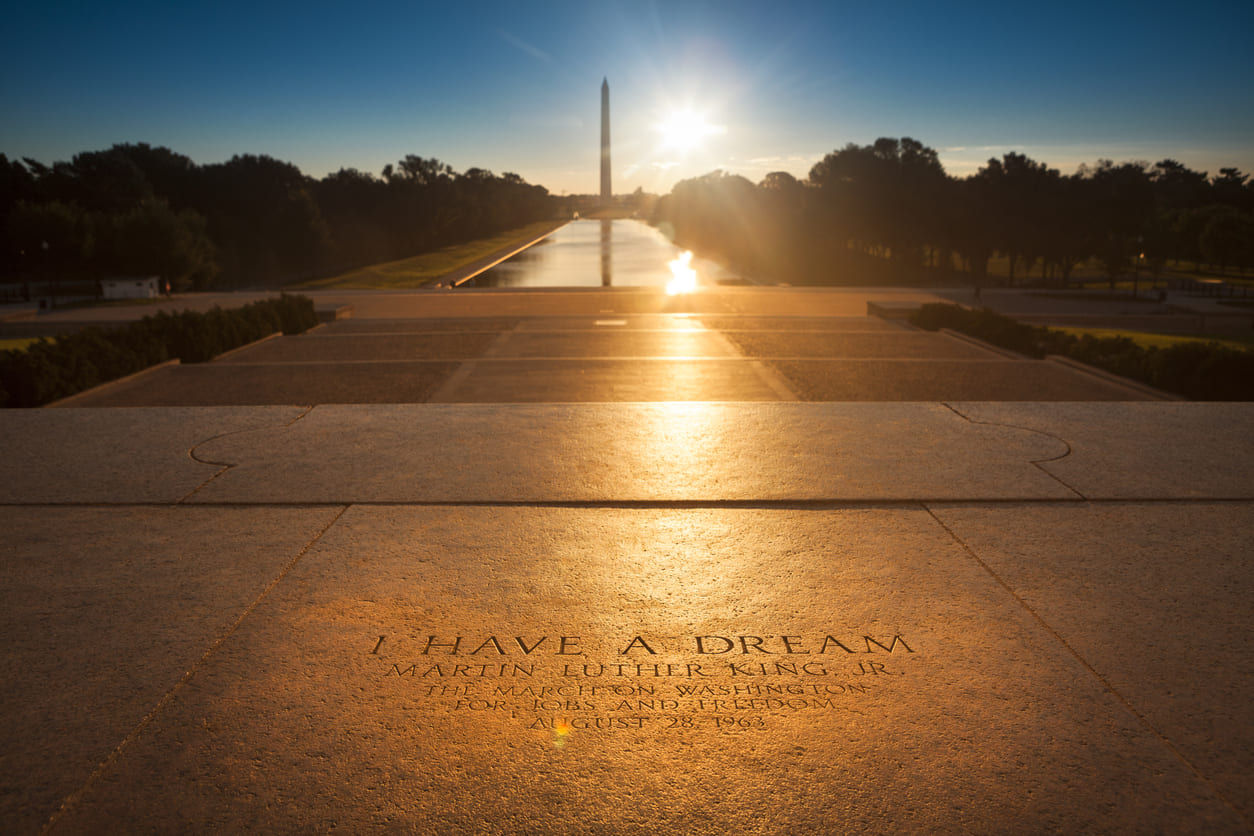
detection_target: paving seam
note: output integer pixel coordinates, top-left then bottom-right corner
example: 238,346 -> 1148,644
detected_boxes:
207,357 -> 1067,365
941,402 -> 1087,500
746,359 -> 799,400
304,329 -> 910,336
426,324 -> 519,402
11,498 -> 1250,510
39,504 -> 351,835
208,330 -> 283,362
178,405 -> 316,504
304,330 -> 519,337
694,326 -> 799,401
937,327 -> 1029,360
923,504 -> 1251,828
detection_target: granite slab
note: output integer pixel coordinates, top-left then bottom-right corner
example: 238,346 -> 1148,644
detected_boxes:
59,362 -> 462,407
0,406 -> 307,504
186,403 -> 1073,503
932,501 -> 1254,822
40,506 -> 1248,833
0,506 -> 344,833
951,402 -> 1254,498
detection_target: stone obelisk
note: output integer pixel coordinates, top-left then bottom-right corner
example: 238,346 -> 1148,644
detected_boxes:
600,77 -> 611,208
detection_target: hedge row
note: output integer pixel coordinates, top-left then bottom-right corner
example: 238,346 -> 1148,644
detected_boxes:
909,303 -> 1254,400
0,294 -> 318,407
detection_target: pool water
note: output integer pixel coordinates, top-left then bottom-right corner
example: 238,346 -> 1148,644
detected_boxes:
465,219 -> 745,289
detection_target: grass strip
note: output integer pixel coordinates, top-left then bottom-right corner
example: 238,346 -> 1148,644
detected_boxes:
0,338 -> 47,353
1054,327 -> 1254,351
294,221 -> 564,290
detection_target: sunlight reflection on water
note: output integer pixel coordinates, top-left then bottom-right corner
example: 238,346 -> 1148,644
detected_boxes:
466,220 -> 744,289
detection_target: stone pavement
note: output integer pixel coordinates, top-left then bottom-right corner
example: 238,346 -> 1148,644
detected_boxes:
2,287 -> 1252,834
57,287 -> 1159,406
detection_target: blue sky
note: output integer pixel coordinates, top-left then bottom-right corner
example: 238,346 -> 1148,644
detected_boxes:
2,0 -> 1252,195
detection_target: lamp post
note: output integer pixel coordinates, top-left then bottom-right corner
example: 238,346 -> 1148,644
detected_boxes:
41,240 -> 55,310
1132,235 -> 1142,299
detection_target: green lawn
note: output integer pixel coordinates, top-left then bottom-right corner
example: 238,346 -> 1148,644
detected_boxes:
293,221 -> 564,290
981,254 -> 1252,285
1053,327 -> 1254,351
0,337 -> 48,352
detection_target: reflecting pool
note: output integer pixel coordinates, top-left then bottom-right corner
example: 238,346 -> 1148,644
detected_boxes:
464,220 -> 746,289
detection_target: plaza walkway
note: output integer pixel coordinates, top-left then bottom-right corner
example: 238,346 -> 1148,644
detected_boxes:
2,285 -> 1249,834
57,287 -> 1159,406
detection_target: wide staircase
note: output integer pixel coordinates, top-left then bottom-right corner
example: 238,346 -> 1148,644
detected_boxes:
57,288 -> 1161,406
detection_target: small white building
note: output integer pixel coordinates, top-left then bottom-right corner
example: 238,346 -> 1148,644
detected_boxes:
101,277 -> 160,300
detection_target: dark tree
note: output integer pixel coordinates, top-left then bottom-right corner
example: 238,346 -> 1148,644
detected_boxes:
809,138 -> 947,269
1199,207 -> 1254,272
48,148 -> 154,213
198,154 -> 329,285
91,199 -> 218,289
3,200 -> 92,276
1212,168 -> 1251,210
1083,160 -> 1154,287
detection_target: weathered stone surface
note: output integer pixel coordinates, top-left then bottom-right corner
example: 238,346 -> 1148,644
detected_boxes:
476,329 -> 742,358
428,358 -> 786,401
61,362 -> 461,407
301,287 -> 953,319
188,403 -> 1072,503
932,501 -> 1254,823
321,317 -> 522,333
698,315 -> 904,331
767,359 -> 1157,401
44,506 -> 1248,833
5,283 -> 1250,833
215,332 -> 499,363
0,506 -> 343,834
722,330 -> 1003,359
951,402 -> 1254,498
0,406 -> 305,503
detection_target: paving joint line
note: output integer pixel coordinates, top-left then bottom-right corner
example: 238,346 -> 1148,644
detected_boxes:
177,405 -> 316,504
426,324 -> 520,401
40,504 -> 351,834
7,497 -> 1250,510
205,357 -> 1052,365
923,503 -> 1250,829
704,326 -> 798,401
941,402 -> 1087,500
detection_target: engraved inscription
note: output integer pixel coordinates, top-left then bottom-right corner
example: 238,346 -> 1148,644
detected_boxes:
371,630 -> 917,735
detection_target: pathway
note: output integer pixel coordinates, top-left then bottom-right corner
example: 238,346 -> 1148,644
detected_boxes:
2,285 -> 1248,834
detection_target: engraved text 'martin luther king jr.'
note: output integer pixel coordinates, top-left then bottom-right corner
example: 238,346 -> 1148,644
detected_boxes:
601,77 -> 611,207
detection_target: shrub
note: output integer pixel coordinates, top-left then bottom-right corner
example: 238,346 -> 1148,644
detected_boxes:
909,303 -> 1254,400
0,294 -> 318,407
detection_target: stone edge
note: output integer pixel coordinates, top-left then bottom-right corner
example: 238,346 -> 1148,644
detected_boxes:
210,331 -> 284,362
937,327 -> 1028,360
43,359 -> 183,409
1046,355 -> 1181,401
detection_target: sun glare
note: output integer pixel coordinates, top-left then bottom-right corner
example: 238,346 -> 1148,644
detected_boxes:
666,250 -> 698,295
655,110 -> 725,152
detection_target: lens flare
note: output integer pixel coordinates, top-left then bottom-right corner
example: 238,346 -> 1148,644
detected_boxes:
553,719 -> 572,748
666,250 -> 698,295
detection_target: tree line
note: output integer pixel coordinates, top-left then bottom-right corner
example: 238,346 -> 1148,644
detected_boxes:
652,137 -> 1254,287
0,144 -> 557,291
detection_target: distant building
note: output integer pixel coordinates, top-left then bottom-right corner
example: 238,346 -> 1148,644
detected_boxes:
101,277 -> 160,300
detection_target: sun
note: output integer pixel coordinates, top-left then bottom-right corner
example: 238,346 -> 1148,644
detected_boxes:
655,109 -> 725,153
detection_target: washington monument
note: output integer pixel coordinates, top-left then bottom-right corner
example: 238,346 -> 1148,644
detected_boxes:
600,77 -> 611,207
